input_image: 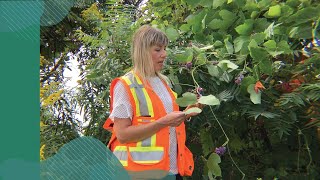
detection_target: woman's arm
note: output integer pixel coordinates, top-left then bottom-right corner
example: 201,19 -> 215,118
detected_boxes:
114,111 -> 187,144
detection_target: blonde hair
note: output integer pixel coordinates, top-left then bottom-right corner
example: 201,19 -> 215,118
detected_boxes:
131,25 -> 169,82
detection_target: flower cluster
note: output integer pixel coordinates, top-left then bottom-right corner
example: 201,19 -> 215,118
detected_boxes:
215,146 -> 227,156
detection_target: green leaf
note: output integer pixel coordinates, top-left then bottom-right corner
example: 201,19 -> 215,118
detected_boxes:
218,60 -> 239,71
234,36 -> 250,53
249,47 -> 269,63
219,9 -> 235,20
224,39 -> 234,54
267,5 -> 281,17
198,95 -> 220,106
207,64 -> 221,77
212,0 -> 226,9
199,0 -> 212,7
219,71 -> 232,82
192,10 -> 207,33
251,33 -> 266,45
174,48 -> 193,63
208,19 -> 224,30
179,24 -> 191,33
247,84 -> 262,104
208,152 -> 221,164
166,27 -> 179,41
184,107 -> 202,115
240,76 -> 256,94
185,0 -> 199,8
175,92 -> 198,107
263,40 -> 277,50
277,40 -> 291,54
196,53 -> 207,65
235,20 -> 253,35
267,50 -> 284,57
259,58 -> 272,75
207,153 -> 222,176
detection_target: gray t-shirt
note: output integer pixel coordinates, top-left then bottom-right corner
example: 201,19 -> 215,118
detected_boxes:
109,76 -> 178,174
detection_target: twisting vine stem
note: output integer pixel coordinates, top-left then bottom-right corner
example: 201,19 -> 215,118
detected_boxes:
297,129 -> 313,175
209,106 -> 245,180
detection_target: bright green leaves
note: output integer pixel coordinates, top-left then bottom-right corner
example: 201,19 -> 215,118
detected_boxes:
235,19 -> 254,35
234,36 -> 250,54
224,38 -> 234,54
267,5 -> 281,17
198,95 -> 220,106
186,10 -> 207,33
176,93 -> 220,107
174,48 -> 193,63
207,64 -> 221,77
165,27 -> 179,41
212,0 -> 226,9
208,9 -> 236,30
263,40 -> 291,57
249,47 -> 272,75
247,84 -> 261,104
207,153 -> 222,177
218,60 -> 238,72
240,76 -> 256,94
196,52 -> 207,65
175,92 -> 197,107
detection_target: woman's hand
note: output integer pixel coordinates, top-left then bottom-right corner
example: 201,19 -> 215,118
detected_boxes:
156,111 -> 187,127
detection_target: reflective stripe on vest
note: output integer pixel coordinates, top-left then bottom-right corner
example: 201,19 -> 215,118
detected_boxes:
113,72 -> 164,165
113,146 -> 128,166
129,147 -> 164,164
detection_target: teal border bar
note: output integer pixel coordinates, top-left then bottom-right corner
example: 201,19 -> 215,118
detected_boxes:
0,2 -> 40,180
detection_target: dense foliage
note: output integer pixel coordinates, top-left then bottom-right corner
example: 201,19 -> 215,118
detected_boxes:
40,0 -> 320,179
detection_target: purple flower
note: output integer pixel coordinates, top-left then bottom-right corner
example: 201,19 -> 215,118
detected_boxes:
196,87 -> 203,96
215,146 -> 227,156
185,62 -> 192,69
234,73 -> 244,85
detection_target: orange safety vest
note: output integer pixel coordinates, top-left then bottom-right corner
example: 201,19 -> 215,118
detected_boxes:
103,71 -> 194,176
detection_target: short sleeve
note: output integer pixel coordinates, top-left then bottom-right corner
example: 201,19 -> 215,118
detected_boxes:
108,81 -> 133,121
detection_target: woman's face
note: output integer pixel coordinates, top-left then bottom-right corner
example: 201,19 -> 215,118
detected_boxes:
150,45 -> 167,72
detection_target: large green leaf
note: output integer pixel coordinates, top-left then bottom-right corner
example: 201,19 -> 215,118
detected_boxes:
249,47 -> 269,63
198,95 -> 220,106
263,40 -> 277,50
235,19 -> 254,35
199,0 -> 212,7
208,19 -> 224,30
212,0 -> 226,9
174,48 -> 193,63
185,107 -> 202,115
166,27 -> 179,41
207,64 -> 221,77
224,39 -> 234,54
207,153 -> 221,177
251,33 -> 266,45
234,36 -> 250,53
196,53 -> 207,65
247,84 -> 262,104
218,60 -> 239,71
240,76 -> 256,94
184,0 -> 200,8
175,92 -> 198,107
267,5 -> 281,17
259,58 -> 272,75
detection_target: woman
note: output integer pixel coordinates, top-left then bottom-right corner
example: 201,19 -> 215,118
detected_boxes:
103,25 -> 198,179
